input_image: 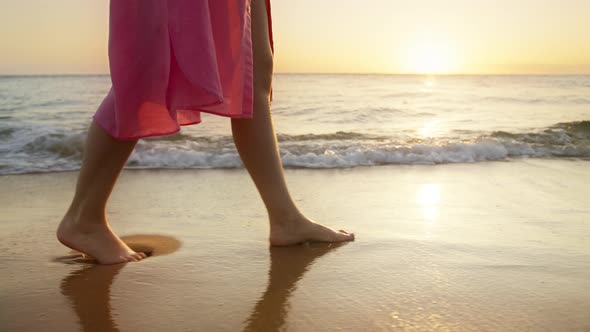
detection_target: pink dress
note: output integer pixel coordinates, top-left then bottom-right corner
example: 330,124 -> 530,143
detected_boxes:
94,0 -> 274,140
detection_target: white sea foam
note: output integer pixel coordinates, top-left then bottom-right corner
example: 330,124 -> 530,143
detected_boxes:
1,121 -> 588,174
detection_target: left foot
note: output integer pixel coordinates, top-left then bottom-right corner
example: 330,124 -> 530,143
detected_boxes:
269,214 -> 355,246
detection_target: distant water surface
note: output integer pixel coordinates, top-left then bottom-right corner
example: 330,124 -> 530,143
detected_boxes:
0,74 -> 589,174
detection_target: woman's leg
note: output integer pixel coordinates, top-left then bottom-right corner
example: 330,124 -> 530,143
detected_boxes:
57,121 -> 147,264
231,0 -> 354,245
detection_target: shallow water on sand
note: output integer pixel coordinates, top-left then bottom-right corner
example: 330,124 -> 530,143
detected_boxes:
1,160 -> 589,331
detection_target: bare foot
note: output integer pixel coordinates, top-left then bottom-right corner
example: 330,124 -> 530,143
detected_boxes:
269,214 -> 355,246
57,215 -> 146,265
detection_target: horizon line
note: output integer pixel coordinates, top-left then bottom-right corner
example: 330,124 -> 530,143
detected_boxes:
1,72 -> 590,77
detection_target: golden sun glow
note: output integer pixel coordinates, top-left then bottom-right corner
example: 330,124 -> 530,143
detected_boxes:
1,1 -> 589,75
401,38 -> 459,74
418,120 -> 440,137
417,183 -> 441,223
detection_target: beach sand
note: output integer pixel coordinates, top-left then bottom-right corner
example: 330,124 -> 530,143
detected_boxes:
1,159 -> 589,331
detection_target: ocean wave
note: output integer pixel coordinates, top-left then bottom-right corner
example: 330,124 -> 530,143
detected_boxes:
1,121 -> 588,174
482,96 -> 590,105
0,128 -> 16,137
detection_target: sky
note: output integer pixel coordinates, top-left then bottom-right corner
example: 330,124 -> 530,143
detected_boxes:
0,0 -> 589,75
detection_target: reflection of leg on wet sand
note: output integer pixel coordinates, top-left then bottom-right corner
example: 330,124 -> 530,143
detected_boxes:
243,243 -> 347,332
61,264 -> 124,332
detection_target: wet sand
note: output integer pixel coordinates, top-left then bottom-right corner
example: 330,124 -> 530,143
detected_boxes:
1,159 -> 589,331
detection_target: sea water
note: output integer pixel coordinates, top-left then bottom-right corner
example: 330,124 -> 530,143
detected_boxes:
0,74 -> 589,174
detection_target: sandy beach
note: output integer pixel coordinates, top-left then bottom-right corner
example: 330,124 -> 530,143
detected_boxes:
1,159 -> 589,331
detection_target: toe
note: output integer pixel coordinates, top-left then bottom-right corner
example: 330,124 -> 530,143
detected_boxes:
334,230 -> 354,242
338,229 -> 354,239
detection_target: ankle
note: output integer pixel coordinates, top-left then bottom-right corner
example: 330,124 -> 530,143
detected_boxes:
268,207 -> 308,227
64,201 -> 106,225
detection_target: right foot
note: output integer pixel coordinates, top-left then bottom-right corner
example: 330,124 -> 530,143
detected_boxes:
57,215 -> 146,265
269,214 -> 355,246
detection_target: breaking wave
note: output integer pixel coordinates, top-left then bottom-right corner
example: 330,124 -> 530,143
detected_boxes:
1,121 -> 588,174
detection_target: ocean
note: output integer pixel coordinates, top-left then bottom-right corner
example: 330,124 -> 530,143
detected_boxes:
0,74 -> 589,175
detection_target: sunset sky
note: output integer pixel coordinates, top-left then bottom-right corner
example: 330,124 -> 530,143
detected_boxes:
0,0 -> 589,75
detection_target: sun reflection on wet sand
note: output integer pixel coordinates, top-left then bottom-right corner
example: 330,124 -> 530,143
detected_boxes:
417,183 -> 441,223
416,183 -> 441,238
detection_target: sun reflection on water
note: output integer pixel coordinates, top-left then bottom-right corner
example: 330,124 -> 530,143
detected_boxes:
418,120 -> 440,138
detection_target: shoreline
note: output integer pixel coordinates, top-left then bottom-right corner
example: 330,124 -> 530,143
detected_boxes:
1,156 -> 589,177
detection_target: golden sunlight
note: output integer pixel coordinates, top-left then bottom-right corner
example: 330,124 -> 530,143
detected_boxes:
401,38 -> 458,74
417,183 -> 441,222
418,120 -> 440,137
